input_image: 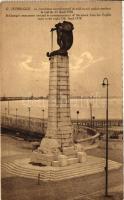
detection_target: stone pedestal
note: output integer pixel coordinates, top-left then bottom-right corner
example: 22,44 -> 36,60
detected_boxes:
31,55 -> 86,166
44,55 -> 73,147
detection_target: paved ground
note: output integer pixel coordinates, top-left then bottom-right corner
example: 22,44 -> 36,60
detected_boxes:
1,133 -> 123,200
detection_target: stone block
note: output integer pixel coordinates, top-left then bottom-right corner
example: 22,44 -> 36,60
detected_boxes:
58,122 -> 71,127
77,152 -> 87,163
40,154 -> 56,161
58,135 -> 71,140
58,85 -> 69,90
67,154 -> 77,159
57,67 -> 68,71
58,81 -> 68,85
62,142 -> 72,147
58,155 -> 68,167
74,144 -> 82,152
58,72 -> 69,77
31,152 -> 53,166
38,138 -> 61,154
68,158 -> 78,165
38,159 -> 52,166
63,137 -> 73,142
62,146 -> 76,156
52,161 -> 60,167
30,151 -> 37,163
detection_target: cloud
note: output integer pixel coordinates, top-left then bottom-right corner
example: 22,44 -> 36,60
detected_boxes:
20,52 -> 104,74
19,55 -> 49,73
70,51 -> 105,73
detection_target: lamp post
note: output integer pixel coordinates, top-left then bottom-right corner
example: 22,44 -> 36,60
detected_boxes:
28,107 -> 31,128
102,77 -> 109,197
16,108 -> 18,126
8,101 -> 10,115
92,116 -> 95,128
89,102 -> 93,128
42,109 -> 45,134
5,107 -> 7,115
5,107 -> 7,126
76,110 -> 79,134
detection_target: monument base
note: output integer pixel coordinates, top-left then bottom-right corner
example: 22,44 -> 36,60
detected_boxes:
31,141 -> 86,167
2,156 -> 122,181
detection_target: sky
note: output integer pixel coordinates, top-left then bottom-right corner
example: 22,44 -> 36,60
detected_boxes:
0,1 -> 122,97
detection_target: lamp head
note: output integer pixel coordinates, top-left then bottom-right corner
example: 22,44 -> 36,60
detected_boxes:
102,81 -> 106,87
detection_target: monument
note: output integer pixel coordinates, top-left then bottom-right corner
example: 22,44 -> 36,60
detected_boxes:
31,21 -> 86,166
2,20 -> 121,183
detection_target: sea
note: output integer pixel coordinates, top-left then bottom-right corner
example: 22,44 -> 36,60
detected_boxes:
1,98 -> 122,120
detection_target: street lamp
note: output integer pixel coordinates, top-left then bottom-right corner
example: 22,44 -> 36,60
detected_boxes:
5,107 -> 7,126
16,108 -> 18,126
42,109 -> 45,134
5,107 -> 7,115
28,107 -> 31,128
76,110 -> 79,134
89,102 -> 93,128
102,77 -> 109,197
8,101 -> 10,115
92,116 -> 95,128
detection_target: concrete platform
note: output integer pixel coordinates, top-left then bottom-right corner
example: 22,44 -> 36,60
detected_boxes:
2,156 -> 122,181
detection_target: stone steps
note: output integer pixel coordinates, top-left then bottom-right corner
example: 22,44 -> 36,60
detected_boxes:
2,159 -> 119,173
2,163 -> 51,180
2,157 -> 122,181
2,163 -> 119,181
2,165 -> 50,181
2,161 -> 106,175
2,157 -> 104,173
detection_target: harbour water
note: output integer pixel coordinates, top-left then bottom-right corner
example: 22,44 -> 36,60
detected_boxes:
1,98 -> 122,120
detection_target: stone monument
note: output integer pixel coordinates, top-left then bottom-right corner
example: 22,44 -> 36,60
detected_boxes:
31,21 -> 86,166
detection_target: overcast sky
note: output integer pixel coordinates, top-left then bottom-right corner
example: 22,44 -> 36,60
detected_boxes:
1,1 -> 122,97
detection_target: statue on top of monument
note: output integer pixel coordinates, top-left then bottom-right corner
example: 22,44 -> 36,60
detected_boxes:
47,21 -> 74,57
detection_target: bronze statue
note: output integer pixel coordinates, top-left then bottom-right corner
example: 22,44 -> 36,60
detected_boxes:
47,21 -> 74,57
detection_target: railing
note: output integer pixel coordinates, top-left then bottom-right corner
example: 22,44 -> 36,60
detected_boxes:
1,114 -> 122,135
73,125 -> 100,146
72,119 -> 123,128
1,114 -> 47,137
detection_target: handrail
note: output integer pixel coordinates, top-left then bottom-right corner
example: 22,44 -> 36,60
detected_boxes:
75,132 -> 100,143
